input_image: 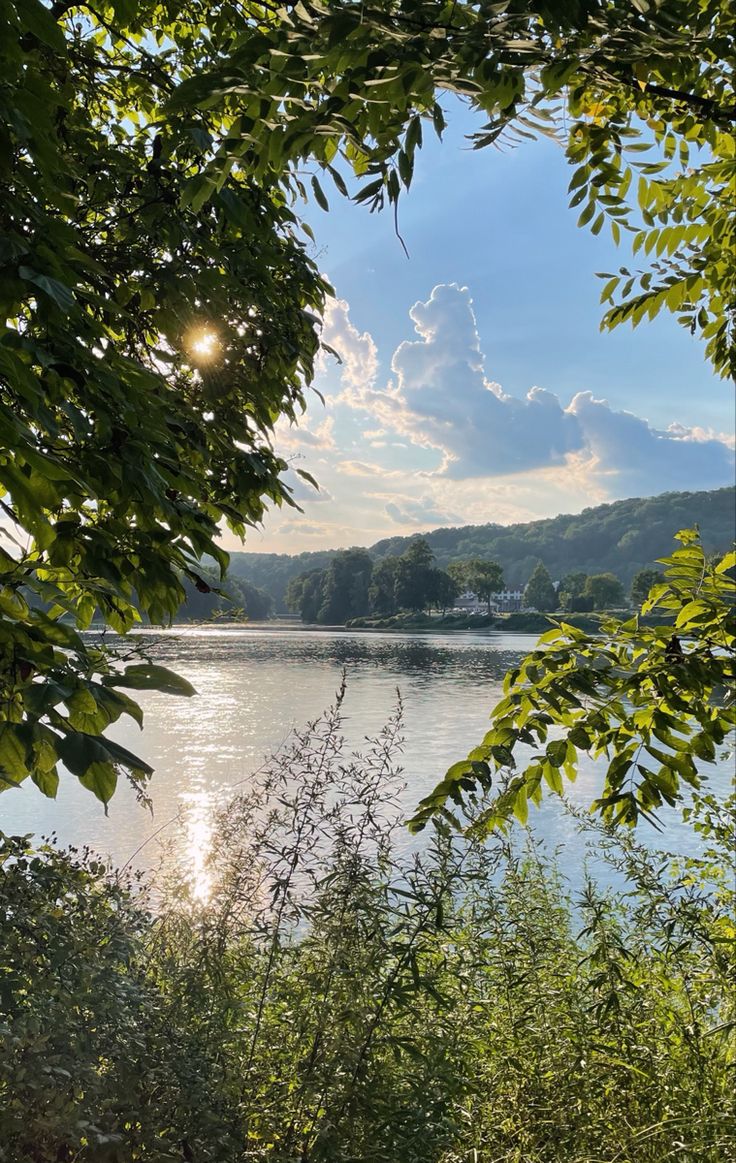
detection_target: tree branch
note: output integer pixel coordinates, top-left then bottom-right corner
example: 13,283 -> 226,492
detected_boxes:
642,81 -> 736,123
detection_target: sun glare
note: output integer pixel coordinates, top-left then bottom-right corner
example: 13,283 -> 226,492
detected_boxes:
185,326 -> 220,363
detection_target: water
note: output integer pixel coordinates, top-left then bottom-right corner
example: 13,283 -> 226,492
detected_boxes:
1,627 -> 729,892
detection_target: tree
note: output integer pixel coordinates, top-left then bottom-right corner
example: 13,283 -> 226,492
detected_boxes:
1,2 -> 327,804
173,0 -> 734,376
286,569 -> 326,624
394,538 -> 436,613
523,563 -> 558,612
177,568 -> 272,622
318,549 -> 373,624
630,568 -> 663,607
447,562 -> 471,594
558,572 -> 588,610
369,557 -> 400,616
584,573 -> 625,610
409,531 -> 736,834
460,560 -> 504,616
428,569 -> 459,614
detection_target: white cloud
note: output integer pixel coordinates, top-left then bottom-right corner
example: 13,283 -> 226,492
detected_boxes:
336,459 -> 404,478
277,520 -> 333,537
567,392 -> 735,493
320,297 -> 378,392
337,283 -> 734,494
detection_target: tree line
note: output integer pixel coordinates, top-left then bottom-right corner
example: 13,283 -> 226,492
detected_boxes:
231,488 -> 735,612
284,537 -> 662,623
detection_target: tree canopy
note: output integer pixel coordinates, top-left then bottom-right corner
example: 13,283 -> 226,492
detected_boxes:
1,0 -> 328,802
164,0 -> 735,377
630,567 -> 663,606
286,537 -> 459,622
583,572 -> 626,609
523,562 -> 557,612
455,560 -> 505,616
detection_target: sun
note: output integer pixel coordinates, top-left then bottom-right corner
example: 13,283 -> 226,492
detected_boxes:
185,326 -> 220,363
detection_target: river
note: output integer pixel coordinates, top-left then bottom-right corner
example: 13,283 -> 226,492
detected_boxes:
1,626 -> 729,895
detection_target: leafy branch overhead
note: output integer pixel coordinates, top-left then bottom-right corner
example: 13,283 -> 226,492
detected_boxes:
167,0 -> 735,378
409,531 -> 736,834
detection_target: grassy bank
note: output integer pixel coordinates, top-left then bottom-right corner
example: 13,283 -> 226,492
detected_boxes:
346,611 -> 605,632
2,695 -> 734,1163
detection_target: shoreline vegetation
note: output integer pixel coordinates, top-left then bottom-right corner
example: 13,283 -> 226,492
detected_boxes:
167,613 -> 605,633
3,696 -> 734,1162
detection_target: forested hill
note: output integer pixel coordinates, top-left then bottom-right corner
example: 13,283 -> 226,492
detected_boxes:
228,487 -> 735,613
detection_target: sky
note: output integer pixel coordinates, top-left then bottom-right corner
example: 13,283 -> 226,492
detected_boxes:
233,101 -> 735,555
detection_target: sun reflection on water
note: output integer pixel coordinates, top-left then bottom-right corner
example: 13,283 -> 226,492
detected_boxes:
181,788 -> 216,904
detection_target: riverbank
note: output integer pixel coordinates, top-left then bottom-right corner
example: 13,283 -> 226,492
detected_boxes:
346,611 -> 603,633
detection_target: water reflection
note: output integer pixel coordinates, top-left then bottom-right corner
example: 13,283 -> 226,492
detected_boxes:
0,627 -> 728,889
182,784 -> 216,903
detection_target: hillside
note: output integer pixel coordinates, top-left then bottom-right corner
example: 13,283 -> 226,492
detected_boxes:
228,487 -> 735,612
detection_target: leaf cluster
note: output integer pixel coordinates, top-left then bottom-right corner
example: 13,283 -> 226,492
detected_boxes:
410,529 -> 736,832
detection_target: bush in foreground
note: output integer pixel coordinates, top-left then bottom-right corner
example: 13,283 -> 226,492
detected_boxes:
1,695 -> 734,1162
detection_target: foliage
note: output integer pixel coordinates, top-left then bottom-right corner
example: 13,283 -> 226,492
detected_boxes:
631,566 -> 664,606
2,0 -> 733,804
523,561 -> 558,612
165,0 -> 735,377
1,1 -> 329,802
287,536 -> 457,622
393,536 -> 438,613
2,699 -> 735,1161
368,555 -> 402,616
430,568 -> 459,614
558,570 -> 589,609
583,571 -> 626,609
451,558 -> 504,615
410,530 -> 736,833
175,565 -> 272,623
286,548 -> 373,623
233,487 -> 735,611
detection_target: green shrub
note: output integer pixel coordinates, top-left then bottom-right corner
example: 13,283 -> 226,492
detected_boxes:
2,693 -> 734,1161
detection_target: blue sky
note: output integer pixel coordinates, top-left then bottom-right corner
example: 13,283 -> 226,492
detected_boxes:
235,100 -> 734,554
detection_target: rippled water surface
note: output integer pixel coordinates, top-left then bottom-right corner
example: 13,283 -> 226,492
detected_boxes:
2,626 -> 728,888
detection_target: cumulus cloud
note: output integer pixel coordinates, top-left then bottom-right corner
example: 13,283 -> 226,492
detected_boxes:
336,459 -> 404,478
567,392 -> 735,493
320,297 -> 378,392
338,283 -> 734,494
277,520 -> 334,537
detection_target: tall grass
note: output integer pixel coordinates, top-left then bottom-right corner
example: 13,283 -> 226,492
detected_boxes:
1,688 -> 734,1162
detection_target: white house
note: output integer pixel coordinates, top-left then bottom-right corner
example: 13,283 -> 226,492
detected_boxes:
453,590 -> 524,614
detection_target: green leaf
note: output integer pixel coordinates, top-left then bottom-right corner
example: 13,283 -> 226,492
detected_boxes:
311,175 -> 329,211
79,762 -> 118,805
106,664 -> 196,696
18,267 -> 75,313
20,0 -> 66,51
